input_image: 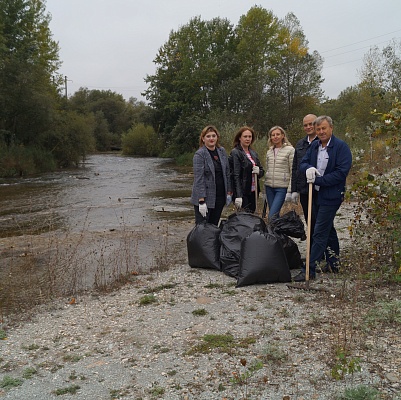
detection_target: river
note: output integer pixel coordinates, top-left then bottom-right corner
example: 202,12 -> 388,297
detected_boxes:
0,153 -> 193,237
0,154 -> 194,315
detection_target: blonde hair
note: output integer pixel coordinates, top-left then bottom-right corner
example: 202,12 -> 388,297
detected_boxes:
267,126 -> 292,148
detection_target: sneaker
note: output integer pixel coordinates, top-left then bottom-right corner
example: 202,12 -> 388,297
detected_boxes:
293,271 -> 316,282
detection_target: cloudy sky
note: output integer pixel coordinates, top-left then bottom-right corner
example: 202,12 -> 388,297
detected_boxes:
45,0 -> 401,102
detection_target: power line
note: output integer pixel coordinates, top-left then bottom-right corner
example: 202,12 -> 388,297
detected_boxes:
323,37 -> 401,59
320,28 -> 401,54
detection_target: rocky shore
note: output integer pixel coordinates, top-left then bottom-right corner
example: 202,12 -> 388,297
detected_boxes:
1,215 -> 400,400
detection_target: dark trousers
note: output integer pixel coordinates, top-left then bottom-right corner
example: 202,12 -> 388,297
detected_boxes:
307,199 -> 340,275
241,191 -> 256,214
301,191 -> 329,265
194,195 -> 226,226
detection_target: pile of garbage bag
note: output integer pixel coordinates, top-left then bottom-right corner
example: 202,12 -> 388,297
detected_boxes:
187,211 -> 305,287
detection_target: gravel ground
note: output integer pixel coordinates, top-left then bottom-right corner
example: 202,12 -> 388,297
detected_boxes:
1,214 -> 401,400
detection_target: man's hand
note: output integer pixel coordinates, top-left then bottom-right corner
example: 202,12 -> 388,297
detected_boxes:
306,167 -> 321,183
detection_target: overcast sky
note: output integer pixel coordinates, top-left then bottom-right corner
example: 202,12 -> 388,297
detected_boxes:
45,0 -> 401,102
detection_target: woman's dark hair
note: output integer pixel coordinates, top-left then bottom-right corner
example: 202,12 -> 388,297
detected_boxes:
232,126 -> 255,147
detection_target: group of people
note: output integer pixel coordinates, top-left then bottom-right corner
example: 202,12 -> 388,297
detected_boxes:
190,115 -> 352,282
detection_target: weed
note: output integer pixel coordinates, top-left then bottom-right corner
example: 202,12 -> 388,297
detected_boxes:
364,299 -> 401,328
142,283 -> 177,294
62,354 -> 82,363
204,282 -> 223,289
139,294 -> 158,306
22,343 -> 40,351
0,330 -> 6,340
192,308 -> 208,316
331,348 -> 361,380
53,384 -> 81,395
153,345 -> 170,354
185,333 -> 256,356
110,388 -> 130,398
261,343 -> 288,364
148,382 -> 165,397
230,358 -> 264,399
335,384 -> 380,399
0,375 -> 23,389
22,367 -> 37,379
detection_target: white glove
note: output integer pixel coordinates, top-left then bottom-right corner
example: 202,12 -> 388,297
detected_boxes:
226,194 -> 232,206
306,167 -> 321,183
291,192 -> 300,204
285,193 -> 292,202
198,203 -> 208,217
234,197 -> 243,208
252,165 -> 260,175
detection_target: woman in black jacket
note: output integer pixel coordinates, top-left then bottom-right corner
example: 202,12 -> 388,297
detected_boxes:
230,126 -> 264,213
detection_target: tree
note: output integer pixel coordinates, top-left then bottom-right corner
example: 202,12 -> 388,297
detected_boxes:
0,0 -> 61,145
359,39 -> 401,98
234,6 -> 281,130
267,13 -> 324,125
144,16 -> 238,147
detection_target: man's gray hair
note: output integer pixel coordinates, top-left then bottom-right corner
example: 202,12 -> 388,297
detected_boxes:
314,115 -> 333,127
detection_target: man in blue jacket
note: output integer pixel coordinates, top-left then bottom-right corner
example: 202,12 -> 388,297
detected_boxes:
294,115 -> 352,282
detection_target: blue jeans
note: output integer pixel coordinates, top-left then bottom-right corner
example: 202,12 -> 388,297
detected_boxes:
307,200 -> 340,275
265,186 -> 287,218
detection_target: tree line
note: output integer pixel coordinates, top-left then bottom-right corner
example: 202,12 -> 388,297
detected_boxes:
1,1 -> 401,178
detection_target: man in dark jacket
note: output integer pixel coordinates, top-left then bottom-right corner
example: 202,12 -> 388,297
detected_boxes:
291,114 -> 318,224
294,116 -> 352,282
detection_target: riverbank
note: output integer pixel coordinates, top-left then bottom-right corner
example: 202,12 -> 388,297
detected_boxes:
1,216 -> 400,399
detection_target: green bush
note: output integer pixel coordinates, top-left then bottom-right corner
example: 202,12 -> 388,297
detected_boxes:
122,123 -> 163,156
0,145 -> 56,178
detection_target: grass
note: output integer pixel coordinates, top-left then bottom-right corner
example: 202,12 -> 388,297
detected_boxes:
142,283 -> 177,294
261,343 -> 288,364
0,375 -> 23,389
363,299 -> 401,328
192,308 -> 208,316
53,384 -> 81,395
335,385 -> 380,400
139,294 -> 158,306
185,333 -> 256,356
22,367 -> 37,379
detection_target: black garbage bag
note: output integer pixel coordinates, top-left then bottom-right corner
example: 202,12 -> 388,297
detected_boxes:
269,210 -> 306,240
220,212 -> 266,278
187,223 -> 221,270
273,232 -> 303,270
236,231 -> 291,287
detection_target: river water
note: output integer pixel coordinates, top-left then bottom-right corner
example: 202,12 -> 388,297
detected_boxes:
0,154 -> 195,314
0,153 -> 193,238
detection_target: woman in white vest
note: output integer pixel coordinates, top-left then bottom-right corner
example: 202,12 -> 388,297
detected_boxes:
264,126 -> 295,219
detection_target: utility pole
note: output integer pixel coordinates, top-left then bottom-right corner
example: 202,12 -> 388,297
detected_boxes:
64,76 -> 73,98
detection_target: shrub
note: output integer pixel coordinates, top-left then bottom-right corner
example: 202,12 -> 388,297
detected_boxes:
122,123 -> 163,156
